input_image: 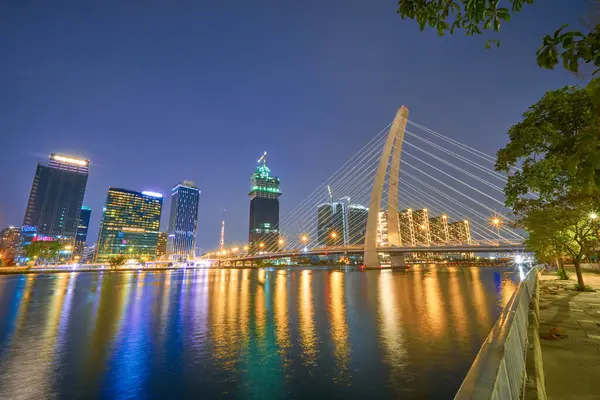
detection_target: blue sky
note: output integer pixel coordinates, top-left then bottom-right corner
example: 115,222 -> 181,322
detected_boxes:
0,0 -> 588,251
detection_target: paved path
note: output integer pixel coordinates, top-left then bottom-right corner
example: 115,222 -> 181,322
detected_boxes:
537,272 -> 600,400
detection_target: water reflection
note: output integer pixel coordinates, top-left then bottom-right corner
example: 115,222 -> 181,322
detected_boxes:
0,266 -> 518,399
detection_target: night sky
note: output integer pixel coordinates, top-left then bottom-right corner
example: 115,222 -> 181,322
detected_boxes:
0,0 -> 587,252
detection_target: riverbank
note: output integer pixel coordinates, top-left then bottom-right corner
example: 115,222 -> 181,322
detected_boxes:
528,271 -> 600,400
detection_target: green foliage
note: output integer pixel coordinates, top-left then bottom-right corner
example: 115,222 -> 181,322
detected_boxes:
557,267 -> 569,280
108,255 -> 126,269
396,0 -> 600,74
495,82 -> 600,206
573,283 -> 596,292
23,241 -> 62,264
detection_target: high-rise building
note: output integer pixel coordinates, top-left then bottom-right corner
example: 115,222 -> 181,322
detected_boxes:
95,188 -> 163,263
167,181 -> 200,260
317,202 -> 346,246
412,208 -> 431,246
248,153 -> 281,252
74,206 -> 91,258
449,220 -> 472,244
399,209 -> 416,246
347,204 -> 368,245
377,211 -> 388,246
430,214 -> 449,243
0,226 -> 21,260
157,232 -> 168,260
23,154 -> 89,242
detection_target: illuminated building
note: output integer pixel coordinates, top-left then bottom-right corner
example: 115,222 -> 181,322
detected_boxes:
449,220 -> 472,244
317,202 -> 345,246
347,204 -> 368,245
167,181 -> 200,260
0,226 -> 21,259
95,188 -> 163,262
157,232 -> 168,260
429,214 -> 449,243
248,152 -> 280,252
22,153 -> 89,242
377,211 -> 388,246
74,206 -> 91,258
412,208 -> 431,246
399,209 -> 415,246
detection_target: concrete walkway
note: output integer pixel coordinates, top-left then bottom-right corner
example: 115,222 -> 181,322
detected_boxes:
536,272 -> 600,400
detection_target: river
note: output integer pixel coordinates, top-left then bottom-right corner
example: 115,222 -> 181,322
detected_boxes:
0,265 -> 517,399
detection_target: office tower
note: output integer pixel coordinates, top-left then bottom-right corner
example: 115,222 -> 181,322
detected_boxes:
449,220 -> 472,244
74,206 -> 91,258
157,232 -> 168,260
377,211 -> 388,246
347,204 -> 368,245
23,154 -> 89,242
413,208 -> 431,246
0,226 -> 21,259
248,152 -> 280,252
167,181 -> 200,261
399,209 -> 416,246
317,202 -> 345,246
95,188 -> 163,263
430,214 -> 449,243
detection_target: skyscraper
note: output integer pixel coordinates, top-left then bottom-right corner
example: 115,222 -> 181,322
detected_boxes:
399,209 -> 416,246
95,188 -> 163,263
413,208 -> 431,246
74,206 -> 91,258
430,214 -> 449,243
449,220 -> 472,244
248,152 -> 280,252
347,204 -> 368,245
167,181 -> 200,261
23,153 -> 89,242
156,232 -> 168,260
317,202 -> 345,246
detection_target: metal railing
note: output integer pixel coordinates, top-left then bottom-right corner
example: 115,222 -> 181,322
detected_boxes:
455,265 -> 541,400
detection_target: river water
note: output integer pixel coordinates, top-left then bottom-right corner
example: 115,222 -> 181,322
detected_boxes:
0,266 -> 517,399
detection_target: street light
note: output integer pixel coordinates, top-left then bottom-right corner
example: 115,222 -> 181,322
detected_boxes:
301,234 -> 309,243
243,245 -> 249,251
590,212 -> 598,220
490,215 -> 503,244
330,231 -> 338,239
259,242 -> 265,248
278,238 -> 284,246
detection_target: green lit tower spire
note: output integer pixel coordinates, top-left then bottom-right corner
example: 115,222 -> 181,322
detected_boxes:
248,151 -> 281,253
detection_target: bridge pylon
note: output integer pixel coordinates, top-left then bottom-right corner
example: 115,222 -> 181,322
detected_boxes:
363,106 -> 409,268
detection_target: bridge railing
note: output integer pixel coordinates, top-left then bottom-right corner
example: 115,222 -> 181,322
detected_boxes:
454,265 -> 541,400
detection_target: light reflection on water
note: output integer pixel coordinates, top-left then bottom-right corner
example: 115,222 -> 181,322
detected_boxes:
0,266 -> 516,399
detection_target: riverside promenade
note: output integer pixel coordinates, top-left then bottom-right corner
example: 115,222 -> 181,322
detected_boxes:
529,272 -> 600,400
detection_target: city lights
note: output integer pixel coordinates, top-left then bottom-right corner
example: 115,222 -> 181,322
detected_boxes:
51,154 -> 89,166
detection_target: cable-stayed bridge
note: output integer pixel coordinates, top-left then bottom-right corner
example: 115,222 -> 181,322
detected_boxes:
206,106 -> 527,268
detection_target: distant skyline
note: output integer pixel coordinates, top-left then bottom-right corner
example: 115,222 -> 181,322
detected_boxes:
0,0 -> 588,250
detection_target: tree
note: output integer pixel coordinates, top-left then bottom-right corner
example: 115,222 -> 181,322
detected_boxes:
496,82 -> 600,289
396,0 -> 600,74
517,194 -> 599,289
108,255 -> 126,269
23,241 -> 62,265
496,81 -> 600,204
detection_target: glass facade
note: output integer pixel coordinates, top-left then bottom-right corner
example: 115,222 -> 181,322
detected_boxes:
74,206 -> 91,258
95,188 -> 163,263
23,153 -> 89,242
248,154 -> 280,252
156,232 -> 168,260
347,204 -> 368,245
317,202 -> 345,246
167,181 -> 200,261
